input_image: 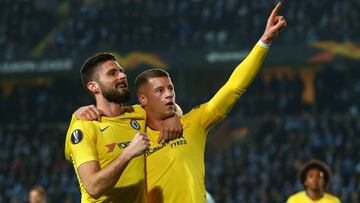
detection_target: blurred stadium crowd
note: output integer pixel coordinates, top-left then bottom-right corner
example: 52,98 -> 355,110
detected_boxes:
1,0 -> 360,203
1,0 -> 359,59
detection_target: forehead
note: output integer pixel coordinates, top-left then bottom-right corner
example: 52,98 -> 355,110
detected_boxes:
99,60 -> 123,72
307,168 -> 323,176
147,76 -> 173,87
29,190 -> 40,195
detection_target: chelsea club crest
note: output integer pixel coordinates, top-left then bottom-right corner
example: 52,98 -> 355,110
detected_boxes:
130,119 -> 140,130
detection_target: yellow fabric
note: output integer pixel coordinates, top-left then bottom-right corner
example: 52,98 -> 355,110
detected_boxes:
286,191 -> 341,203
208,43 -> 268,116
146,43 -> 268,203
64,105 -> 147,203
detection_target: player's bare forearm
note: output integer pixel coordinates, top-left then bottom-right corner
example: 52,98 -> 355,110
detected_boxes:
77,151 -> 132,199
78,133 -> 149,199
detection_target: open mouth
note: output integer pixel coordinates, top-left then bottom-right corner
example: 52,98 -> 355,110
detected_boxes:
165,101 -> 174,106
116,81 -> 128,89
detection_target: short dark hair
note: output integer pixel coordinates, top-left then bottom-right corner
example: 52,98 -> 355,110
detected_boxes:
299,159 -> 332,189
80,52 -> 116,90
135,69 -> 170,93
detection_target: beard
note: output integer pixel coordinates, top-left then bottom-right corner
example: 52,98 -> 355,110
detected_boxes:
99,83 -> 130,104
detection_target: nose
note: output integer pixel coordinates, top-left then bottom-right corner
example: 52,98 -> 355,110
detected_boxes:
165,89 -> 175,99
118,71 -> 127,80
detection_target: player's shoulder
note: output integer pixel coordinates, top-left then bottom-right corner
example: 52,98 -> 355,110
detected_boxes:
183,102 -> 222,122
324,193 -> 341,203
122,104 -> 146,118
287,191 -> 306,202
124,104 -> 143,113
71,118 -> 98,129
184,103 -> 206,116
181,104 -> 203,122
67,119 -> 101,147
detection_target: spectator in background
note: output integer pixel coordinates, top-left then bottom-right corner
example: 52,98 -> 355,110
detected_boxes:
286,159 -> 341,203
29,185 -> 46,203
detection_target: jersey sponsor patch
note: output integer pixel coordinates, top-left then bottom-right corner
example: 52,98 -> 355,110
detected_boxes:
130,119 -> 140,130
71,129 -> 83,144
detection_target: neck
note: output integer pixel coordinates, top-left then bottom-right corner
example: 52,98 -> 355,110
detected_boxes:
306,188 -> 324,200
96,96 -> 125,117
146,115 -> 164,131
145,108 -> 166,131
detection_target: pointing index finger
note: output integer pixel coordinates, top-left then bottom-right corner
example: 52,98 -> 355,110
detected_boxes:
270,2 -> 282,20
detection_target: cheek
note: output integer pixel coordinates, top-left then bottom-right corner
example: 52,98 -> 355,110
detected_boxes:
147,95 -> 160,105
304,177 -> 313,186
151,94 -> 163,102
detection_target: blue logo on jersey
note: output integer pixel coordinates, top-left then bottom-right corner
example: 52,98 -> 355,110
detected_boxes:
130,120 -> 140,130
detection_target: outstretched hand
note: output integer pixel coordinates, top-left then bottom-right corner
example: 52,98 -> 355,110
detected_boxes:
261,2 -> 286,44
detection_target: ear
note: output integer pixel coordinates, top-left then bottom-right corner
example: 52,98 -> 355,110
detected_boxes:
87,81 -> 100,94
138,94 -> 147,106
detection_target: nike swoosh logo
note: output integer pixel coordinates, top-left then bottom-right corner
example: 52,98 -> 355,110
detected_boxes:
100,126 -> 110,132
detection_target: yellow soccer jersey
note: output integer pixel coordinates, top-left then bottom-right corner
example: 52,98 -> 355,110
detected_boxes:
64,105 -> 146,203
146,43 -> 269,203
286,191 -> 341,203
146,103 -> 223,203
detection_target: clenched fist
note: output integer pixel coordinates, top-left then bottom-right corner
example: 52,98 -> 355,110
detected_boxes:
124,132 -> 151,158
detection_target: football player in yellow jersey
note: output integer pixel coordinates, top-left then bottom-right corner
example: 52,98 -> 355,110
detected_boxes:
65,53 -> 182,202
286,160 -> 341,203
134,3 -> 286,202
65,53 -> 151,202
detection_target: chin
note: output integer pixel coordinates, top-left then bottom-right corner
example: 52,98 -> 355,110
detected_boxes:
164,112 -> 176,118
117,89 -> 128,94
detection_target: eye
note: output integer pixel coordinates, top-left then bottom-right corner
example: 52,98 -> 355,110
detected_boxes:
156,87 -> 164,93
108,69 -> 117,76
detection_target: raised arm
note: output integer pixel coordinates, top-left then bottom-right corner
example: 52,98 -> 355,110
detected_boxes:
205,3 -> 286,121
